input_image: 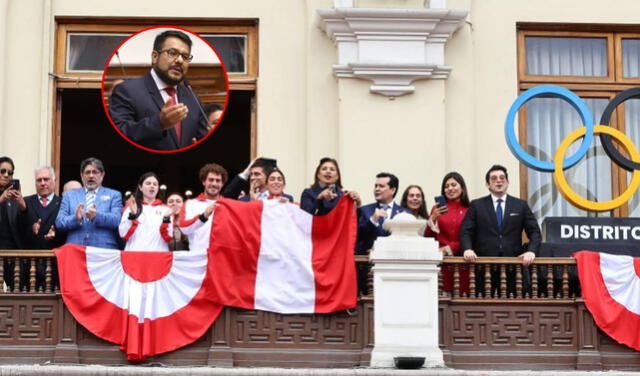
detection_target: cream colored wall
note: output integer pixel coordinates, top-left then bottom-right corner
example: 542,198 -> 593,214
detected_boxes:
446,0 -> 640,202
0,0 -> 52,195
2,0 -> 640,205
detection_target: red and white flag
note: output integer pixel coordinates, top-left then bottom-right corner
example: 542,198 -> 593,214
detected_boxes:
574,251 -> 640,351
55,245 -> 223,361
208,197 -> 358,314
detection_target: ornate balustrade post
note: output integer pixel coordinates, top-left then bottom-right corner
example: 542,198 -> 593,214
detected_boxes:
369,213 -> 442,367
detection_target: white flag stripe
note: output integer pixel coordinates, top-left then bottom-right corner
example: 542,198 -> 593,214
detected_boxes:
254,200 -> 316,313
86,247 -> 207,322
601,252 -> 640,315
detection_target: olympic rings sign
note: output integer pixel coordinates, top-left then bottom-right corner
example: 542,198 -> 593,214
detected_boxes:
505,85 -> 640,212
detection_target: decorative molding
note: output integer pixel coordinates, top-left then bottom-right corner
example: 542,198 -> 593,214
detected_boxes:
318,7 -> 468,97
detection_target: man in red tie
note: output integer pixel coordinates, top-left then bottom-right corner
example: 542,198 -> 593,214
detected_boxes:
109,29 -> 210,151
23,166 -> 64,290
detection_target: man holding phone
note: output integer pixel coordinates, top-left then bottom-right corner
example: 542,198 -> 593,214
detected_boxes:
0,156 -> 27,291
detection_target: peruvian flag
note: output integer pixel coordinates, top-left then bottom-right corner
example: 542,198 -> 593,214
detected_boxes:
55,245 -> 223,361
208,196 -> 358,313
574,251 -> 640,351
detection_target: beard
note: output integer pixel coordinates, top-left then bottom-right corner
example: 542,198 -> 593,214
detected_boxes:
153,65 -> 183,86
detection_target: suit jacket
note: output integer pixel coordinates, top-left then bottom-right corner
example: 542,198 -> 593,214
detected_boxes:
55,187 -> 123,249
355,201 -> 409,255
0,198 -> 25,249
300,186 -> 343,216
23,194 -> 64,249
109,72 -> 208,151
459,194 -> 541,257
222,175 -> 248,199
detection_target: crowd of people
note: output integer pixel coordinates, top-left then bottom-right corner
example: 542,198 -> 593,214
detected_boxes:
0,155 -> 541,295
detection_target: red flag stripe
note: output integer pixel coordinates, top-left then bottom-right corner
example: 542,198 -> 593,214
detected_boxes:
575,251 -> 640,351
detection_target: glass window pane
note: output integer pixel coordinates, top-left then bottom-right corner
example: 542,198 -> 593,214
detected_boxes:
526,97 -> 611,222
67,33 -> 130,72
202,35 -> 247,74
622,39 -> 640,78
525,37 -> 607,77
625,99 -> 640,215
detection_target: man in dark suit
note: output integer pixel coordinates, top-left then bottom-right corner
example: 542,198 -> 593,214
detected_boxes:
23,166 -> 64,290
460,164 -> 541,296
109,29 -> 208,151
0,156 -> 27,291
356,172 -> 409,255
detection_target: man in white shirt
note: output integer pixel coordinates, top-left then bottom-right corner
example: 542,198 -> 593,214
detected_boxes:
180,163 -> 228,251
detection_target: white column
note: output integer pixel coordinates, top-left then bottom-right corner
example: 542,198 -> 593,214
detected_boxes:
369,213 -> 443,368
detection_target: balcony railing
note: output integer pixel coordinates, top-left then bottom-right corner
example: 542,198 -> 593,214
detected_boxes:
0,250 -> 636,370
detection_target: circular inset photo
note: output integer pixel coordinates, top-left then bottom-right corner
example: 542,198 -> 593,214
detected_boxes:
101,26 -> 229,153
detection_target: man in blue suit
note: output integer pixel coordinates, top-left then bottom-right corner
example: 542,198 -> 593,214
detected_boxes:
55,158 -> 122,249
356,172 -> 409,255
109,30 -> 209,151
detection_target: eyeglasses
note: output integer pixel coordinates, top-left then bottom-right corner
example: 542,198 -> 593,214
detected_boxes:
489,175 -> 507,181
156,48 -> 193,62
0,168 -> 13,176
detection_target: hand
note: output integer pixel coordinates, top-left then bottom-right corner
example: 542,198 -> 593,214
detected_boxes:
75,203 -> 85,222
191,137 -> 197,144
371,208 -> 388,223
203,203 -> 216,218
86,204 -> 97,221
159,98 -> 188,130
12,190 -> 26,211
0,188 -> 9,204
463,249 -> 477,263
127,196 -> 137,215
32,219 -> 42,235
430,205 -> 448,222
317,187 -> 337,201
345,190 -> 361,207
44,226 -> 56,241
439,245 -> 453,256
242,157 -> 260,176
519,251 -> 536,266
238,190 -> 246,199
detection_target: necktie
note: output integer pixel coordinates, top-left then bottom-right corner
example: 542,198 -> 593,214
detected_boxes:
164,87 -> 182,144
40,196 -> 48,207
496,198 -> 503,230
86,190 -> 95,210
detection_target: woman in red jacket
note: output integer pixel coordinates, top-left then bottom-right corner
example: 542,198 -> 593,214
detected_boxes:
424,172 -> 470,296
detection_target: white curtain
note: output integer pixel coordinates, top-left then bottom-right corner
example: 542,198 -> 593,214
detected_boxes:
525,36 -> 610,221
625,99 -> 640,215
622,39 -> 640,78
526,37 -> 607,77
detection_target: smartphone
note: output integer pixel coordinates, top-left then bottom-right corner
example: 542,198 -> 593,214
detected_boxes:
9,179 -> 20,192
434,195 -> 447,208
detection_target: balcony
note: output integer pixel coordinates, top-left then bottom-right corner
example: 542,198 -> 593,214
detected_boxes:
0,250 -> 637,370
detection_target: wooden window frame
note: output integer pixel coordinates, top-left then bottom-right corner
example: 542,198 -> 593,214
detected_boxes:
517,25 -> 640,217
53,18 -> 260,187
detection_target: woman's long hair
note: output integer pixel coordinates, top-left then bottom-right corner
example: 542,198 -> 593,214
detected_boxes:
440,172 -> 470,207
132,172 -> 162,217
400,185 -> 428,219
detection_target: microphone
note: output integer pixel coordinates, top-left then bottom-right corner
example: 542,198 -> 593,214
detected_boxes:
115,51 -> 127,77
182,78 -> 212,139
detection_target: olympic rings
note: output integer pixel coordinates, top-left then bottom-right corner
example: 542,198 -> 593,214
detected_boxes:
505,85 -> 594,172
553,125 -> 640,212
506,85 -> 640,212
599,87 -> 640,171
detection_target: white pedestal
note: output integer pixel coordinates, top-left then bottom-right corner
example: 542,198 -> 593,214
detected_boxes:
369,214 -> 443,368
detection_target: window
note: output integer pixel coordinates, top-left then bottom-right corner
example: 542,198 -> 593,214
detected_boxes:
517,26 -> 640,220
